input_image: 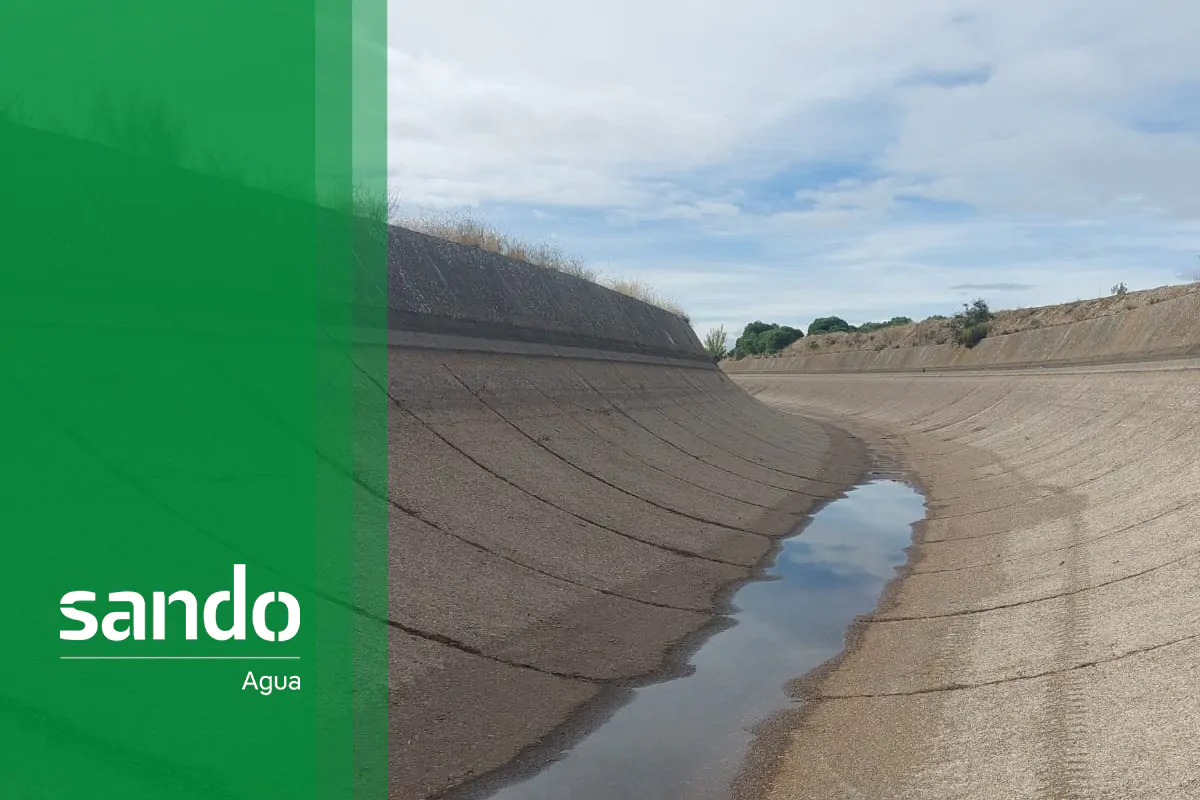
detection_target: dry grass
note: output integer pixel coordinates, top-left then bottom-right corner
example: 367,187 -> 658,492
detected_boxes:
604,277 -> 689,321
780,282 -> 1200,357
402,207 -> 599,282
390,202 -> 689,320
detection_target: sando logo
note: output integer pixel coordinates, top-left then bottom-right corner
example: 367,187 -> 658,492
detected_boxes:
59,564 -> 300,643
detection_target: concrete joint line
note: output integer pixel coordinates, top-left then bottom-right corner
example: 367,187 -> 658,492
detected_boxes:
816,629 -> 1200,700
439,366 -> 775,547
874,546 -> 1200,622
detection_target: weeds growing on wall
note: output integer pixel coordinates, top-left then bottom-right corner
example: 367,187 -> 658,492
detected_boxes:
386,198 -> 689,320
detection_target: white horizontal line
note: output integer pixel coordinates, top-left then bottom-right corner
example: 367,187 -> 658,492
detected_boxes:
60,656 -> 300,660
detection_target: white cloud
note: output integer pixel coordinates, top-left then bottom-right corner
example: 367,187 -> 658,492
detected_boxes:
389,0 -> 1200,332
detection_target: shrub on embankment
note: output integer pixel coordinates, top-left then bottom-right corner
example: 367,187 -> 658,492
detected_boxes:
703,324 -> 728,360
950,299 -> 995,349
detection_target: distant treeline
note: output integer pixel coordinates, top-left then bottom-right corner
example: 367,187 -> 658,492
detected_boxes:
719,300 -> 994,360
727,315 -> 912,359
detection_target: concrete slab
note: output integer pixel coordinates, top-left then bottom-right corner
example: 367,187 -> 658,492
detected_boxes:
731,364 -> 1200,799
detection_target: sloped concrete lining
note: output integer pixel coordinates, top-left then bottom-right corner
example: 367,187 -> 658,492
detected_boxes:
387,226 -> 864,799
389,225 -> 705,361
727,361 -> 1200,799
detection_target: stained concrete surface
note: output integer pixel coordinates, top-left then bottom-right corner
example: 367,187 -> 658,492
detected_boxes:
389,225 -> 704,362
389,345 -> 864,799
389,225 -> 866,799
730,363 -> 1200,799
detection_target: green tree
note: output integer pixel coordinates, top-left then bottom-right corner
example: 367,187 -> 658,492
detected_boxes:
703,325 -> 727,360
808,315 -> 855,335
759,325 -> 803,353
732,321 -> 771,357
731,321 -> 804,358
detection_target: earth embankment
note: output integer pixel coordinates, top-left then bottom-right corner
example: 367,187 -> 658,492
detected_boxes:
730,289 -> 1200,373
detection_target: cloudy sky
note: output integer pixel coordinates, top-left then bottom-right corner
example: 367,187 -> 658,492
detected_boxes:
389,0 -> 1200,339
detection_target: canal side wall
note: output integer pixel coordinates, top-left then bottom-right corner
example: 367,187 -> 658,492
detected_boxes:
724,298 -> 1200,796
387,225 -> 863,799
731,364 -> 1200,798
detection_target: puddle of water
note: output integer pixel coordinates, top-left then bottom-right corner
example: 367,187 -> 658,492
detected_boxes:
486,479 -> 925,800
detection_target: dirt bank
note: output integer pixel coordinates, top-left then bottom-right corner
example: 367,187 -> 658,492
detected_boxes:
726,284 -> 1200,373
782,282 -> 1200,356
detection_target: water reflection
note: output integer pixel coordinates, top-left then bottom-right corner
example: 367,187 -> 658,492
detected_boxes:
487,479 -> 925,800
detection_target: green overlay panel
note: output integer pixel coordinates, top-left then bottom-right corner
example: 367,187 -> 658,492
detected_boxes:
0,1 -> 387,798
